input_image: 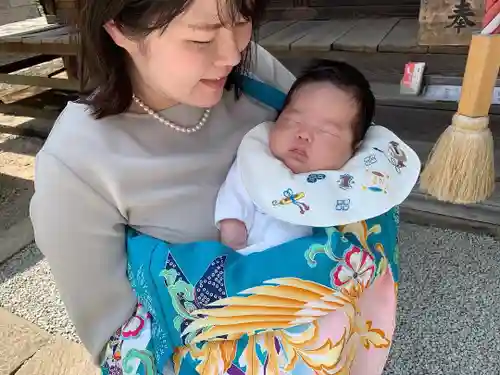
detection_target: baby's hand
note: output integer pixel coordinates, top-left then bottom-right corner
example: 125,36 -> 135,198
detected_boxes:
219,219 -> 248,250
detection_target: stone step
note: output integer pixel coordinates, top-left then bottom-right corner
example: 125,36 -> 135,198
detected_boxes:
401,140 -> 500,237
402,187 -> 500,239
0,308 -> 98,375
0,307 -> 51,374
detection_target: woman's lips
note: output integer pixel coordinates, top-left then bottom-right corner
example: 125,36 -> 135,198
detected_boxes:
201,77 -> 227,90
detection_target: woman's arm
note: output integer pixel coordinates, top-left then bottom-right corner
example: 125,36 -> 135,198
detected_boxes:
30,150 -> 137,363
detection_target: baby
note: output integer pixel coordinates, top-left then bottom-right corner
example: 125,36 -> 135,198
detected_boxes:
215,59 -> 375,252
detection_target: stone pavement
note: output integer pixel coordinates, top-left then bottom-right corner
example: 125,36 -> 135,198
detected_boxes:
0,308 -> 98,375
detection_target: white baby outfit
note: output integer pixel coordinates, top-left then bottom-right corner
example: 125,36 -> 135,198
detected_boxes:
215,121 -> 421,254
215,161 -> 313,255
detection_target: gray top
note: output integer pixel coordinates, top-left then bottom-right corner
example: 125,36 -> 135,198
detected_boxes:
29,43 -> 295,363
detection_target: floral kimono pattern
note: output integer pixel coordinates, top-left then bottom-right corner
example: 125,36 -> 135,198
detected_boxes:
101,207 -> 400,375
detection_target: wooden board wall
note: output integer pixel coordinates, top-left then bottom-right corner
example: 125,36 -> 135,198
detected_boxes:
265,0 -> 421,20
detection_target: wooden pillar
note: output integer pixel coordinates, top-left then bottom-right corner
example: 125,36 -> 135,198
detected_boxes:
458,34 -> 500,118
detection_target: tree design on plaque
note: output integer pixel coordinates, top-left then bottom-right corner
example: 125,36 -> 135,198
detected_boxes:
446,0 -> 476,34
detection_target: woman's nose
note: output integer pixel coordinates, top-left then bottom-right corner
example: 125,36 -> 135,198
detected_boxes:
214,28 -> 242,68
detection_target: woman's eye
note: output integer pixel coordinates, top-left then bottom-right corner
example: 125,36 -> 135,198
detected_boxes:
191,40 -> 214,46
235,20 -> 251,28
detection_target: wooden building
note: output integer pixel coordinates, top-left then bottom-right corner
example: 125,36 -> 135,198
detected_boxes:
253,0 -> 488,85
265,0 -> 421,19
0,0 -> 498,228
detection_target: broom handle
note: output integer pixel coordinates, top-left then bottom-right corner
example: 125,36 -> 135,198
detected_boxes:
458,34 -> 500,117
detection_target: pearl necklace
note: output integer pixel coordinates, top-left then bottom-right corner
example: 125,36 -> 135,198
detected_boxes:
132,94 -> 211,134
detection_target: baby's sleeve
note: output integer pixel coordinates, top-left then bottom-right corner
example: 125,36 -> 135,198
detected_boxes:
214,161 -> 255,229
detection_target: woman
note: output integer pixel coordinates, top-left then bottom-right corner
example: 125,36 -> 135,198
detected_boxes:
31,0 -> 399,373
31,0 -> 294,369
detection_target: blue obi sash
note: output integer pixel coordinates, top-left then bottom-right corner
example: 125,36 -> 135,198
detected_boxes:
123,76 -> 401,375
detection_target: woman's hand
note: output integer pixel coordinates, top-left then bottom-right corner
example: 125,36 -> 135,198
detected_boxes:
219,218 -> 248,250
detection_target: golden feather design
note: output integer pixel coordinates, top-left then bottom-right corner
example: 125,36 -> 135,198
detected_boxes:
240,335 -> 260,375
185,278 -> 355,344
261,333 -> 280,375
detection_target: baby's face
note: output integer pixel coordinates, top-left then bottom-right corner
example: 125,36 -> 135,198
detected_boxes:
269,82 -> 359,174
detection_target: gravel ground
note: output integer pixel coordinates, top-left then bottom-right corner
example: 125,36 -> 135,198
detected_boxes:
0,243 -> 79,342
0,222 -> 499,374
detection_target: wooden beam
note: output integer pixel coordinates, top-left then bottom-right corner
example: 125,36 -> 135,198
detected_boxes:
275,51 -> 468,80
264,5 -> 420,20
403,182 -> 500,227
0,103 -> 60,119
0,73 -> 79,90
0,55 -> 59,74
0,42 -> 78,55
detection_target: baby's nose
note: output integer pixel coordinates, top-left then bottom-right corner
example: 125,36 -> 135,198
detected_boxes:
297,130 -> 311,142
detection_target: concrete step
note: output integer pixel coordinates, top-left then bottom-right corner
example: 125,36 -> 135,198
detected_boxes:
0,307 -> 51,374
401,139 -> 500,238
0,308 -> 98,375
402,190 -> 500,239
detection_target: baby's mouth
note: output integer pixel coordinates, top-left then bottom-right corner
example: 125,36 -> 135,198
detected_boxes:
289,148 -> 308,161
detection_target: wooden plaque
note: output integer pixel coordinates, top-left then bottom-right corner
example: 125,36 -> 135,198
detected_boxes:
418,0 -> 485,45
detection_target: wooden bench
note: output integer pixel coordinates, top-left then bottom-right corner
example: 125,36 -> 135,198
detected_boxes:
0,17 -> 81,118
258,18 -> 472,84
257,18 -> 469,54
0,22 -> 78,56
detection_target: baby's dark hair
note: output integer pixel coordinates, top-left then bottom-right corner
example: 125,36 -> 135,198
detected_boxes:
281,59 -> 375,144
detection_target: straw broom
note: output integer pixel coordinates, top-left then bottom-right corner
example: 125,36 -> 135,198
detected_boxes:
420,5 -> 500,204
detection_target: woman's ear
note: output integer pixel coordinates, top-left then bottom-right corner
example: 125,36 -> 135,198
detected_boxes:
103,20 -> 131,50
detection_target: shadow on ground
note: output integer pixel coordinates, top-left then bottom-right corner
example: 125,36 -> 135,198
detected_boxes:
0,172 -> 33,231
0,119 -> 48,155
0,244 -> 42,285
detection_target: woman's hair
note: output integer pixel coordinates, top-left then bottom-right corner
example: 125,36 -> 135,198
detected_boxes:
80,0 -> 267,119
280,59 -> 375,145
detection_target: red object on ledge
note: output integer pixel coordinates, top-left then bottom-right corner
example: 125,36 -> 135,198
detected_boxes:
483,0 -> 500,34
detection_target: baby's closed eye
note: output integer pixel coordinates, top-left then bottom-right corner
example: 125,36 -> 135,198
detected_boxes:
318,126 -> 340,137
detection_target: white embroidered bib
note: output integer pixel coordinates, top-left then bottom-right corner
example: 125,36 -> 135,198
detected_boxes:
237,121 -> 421,227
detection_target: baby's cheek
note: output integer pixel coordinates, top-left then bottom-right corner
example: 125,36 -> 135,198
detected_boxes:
335,144 -> 356,168
318,139 -> 352,169
269,130 -> 288,157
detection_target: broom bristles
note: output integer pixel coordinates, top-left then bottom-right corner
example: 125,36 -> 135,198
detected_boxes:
420,114 -> 495,204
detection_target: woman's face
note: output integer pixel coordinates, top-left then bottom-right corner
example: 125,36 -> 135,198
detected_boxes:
106,0 -> 253,110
